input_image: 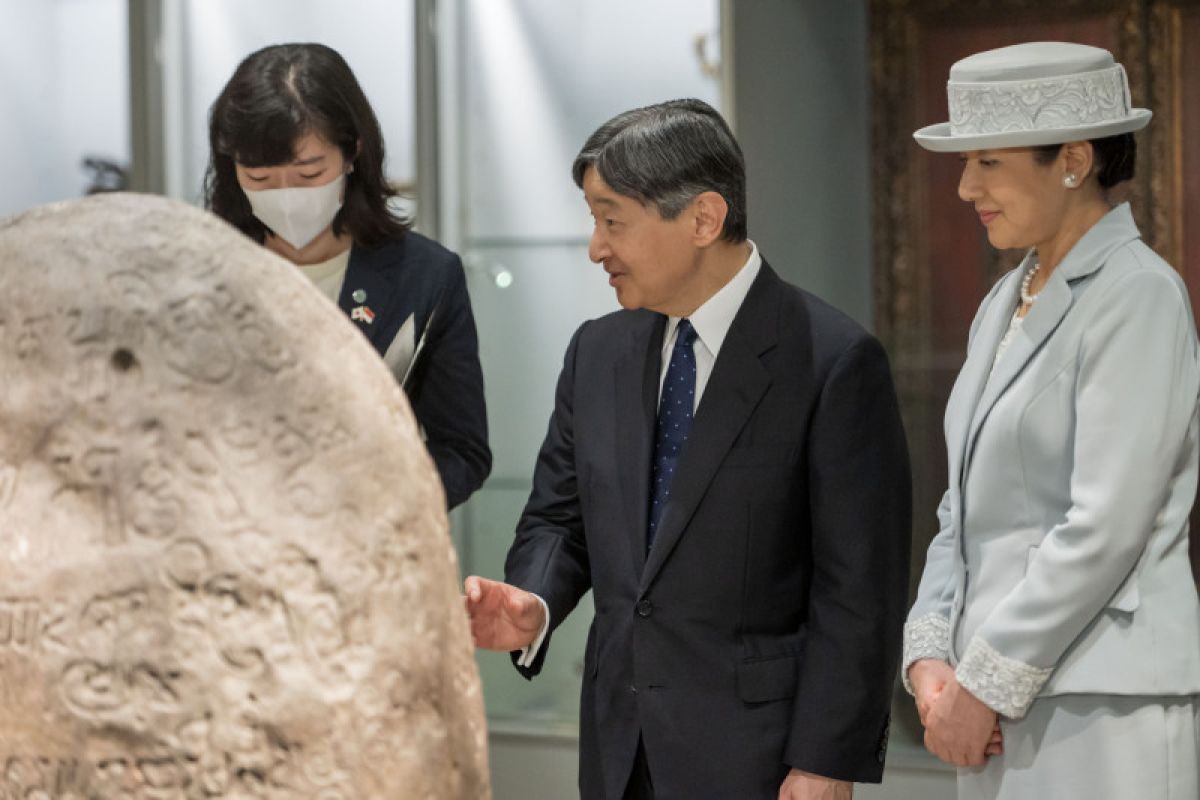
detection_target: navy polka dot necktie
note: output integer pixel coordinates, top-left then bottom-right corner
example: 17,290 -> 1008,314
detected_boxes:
648,318 -> 698,550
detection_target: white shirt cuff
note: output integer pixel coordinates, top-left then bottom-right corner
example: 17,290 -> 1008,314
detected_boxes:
516,594 -> 551,668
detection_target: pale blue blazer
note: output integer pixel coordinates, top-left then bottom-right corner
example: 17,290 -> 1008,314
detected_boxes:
903,203 -> 1200,718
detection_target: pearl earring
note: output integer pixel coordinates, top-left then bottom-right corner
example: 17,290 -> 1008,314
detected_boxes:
1063,173 -> 1078,188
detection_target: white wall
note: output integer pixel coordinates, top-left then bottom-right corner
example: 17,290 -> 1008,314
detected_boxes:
0,0 -> 128,217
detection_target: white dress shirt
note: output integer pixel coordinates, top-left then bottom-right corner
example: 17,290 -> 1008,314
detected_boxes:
518,242 -> 762,666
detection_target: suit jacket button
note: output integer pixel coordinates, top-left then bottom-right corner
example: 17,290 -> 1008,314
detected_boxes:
628,684 -> 638,694
635,600 -> 653,618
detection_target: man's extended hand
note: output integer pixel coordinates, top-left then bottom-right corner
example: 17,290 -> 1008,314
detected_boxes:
922,676 -> 997,767
778,769 -> 851,800
463,575 -> 546,652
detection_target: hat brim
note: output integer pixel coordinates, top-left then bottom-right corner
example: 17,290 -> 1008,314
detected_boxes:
912,109 -> 1152,152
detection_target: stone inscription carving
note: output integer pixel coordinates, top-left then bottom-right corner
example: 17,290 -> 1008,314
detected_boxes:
0,599 -> 39,650
0,194 -> 489,798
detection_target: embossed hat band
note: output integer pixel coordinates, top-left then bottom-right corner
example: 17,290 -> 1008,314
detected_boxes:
914,42 -> 1152,153
948,64 -> 1130,136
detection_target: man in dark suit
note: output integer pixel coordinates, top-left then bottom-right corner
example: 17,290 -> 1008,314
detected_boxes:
465,99 -> 911,799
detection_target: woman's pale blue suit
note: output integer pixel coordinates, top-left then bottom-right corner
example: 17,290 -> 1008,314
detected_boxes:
904,204 -> 1200,799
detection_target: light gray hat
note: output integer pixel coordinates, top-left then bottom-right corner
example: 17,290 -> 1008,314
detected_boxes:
913,41 -> 1152,152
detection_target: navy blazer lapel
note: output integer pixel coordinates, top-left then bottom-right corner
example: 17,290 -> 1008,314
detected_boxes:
616,312 -> 665,577
341,245 -> 402,350
639,267 -> 777,593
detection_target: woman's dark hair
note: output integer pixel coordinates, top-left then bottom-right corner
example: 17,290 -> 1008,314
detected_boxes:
203,43 -> 409,247
1033,132 -> 1137,190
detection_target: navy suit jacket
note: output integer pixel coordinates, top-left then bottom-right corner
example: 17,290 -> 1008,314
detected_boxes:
339,232 -> 490,508
505,262 -> 911,798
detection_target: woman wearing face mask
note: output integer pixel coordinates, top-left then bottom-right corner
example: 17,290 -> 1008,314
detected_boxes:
902,42 -> 1200,798
204,43 -> 490,509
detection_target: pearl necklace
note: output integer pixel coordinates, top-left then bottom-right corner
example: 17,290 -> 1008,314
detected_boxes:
1020,260 -> 1042,306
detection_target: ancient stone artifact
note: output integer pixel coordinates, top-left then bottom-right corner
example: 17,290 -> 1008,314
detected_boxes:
0,194 -> 490,799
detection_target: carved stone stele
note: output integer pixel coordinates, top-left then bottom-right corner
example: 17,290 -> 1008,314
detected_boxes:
0,194 -> 490,799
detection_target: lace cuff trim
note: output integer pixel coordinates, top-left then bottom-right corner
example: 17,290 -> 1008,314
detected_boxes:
955,636 -> 1053,719
901,614 -> 951,695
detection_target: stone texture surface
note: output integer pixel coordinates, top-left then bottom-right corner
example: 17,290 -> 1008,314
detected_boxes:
0,194 -> 490,799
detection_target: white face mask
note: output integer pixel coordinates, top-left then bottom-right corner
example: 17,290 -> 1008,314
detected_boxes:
243,173 -> 345,250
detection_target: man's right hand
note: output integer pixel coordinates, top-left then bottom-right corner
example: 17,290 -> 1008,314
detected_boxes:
463,575 -> 546,651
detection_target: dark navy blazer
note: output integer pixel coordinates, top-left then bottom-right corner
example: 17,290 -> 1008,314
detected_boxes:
505,263 -> 911,798
338,231 -> 490,508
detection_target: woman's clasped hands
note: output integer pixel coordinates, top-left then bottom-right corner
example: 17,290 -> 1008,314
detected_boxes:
910,659 -> 1004,767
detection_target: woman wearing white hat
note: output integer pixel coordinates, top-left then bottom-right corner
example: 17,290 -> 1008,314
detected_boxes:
902,41 -> 1200,798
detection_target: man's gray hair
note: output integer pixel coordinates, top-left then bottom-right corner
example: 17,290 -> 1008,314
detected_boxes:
572,99 -> 747,243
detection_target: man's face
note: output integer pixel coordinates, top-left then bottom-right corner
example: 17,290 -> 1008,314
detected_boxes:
582,167 -> 699,314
